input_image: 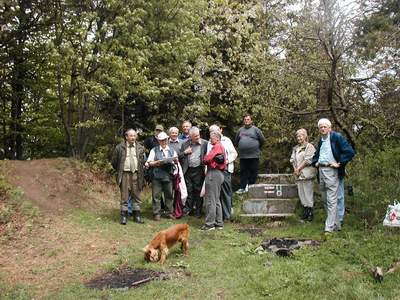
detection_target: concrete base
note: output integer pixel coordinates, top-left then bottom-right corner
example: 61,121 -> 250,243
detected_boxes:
248,184 -> 298,199
242,198 -> 298,215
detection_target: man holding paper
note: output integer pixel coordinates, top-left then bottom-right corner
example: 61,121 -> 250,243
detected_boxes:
145,131 -> 178,220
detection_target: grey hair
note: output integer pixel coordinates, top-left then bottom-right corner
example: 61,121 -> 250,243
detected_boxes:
124,128 -> 136,137
168,126 -> 179,134
296,128 -> 308,142
189,126 -> 200,135
209,124 -> 220,133
210,131 -> 221,140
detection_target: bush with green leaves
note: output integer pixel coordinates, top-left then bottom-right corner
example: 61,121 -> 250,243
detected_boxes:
348,145 -> 400,226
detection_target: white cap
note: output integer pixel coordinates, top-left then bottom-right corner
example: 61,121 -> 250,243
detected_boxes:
157,132 -> 169,140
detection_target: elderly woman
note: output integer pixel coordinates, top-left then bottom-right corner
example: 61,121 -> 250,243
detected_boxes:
201,131 -> 226,231
290,129 -> 317,221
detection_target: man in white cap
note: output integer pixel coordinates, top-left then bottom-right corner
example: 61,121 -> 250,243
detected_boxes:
145,131 -> 178,220
312,118 -> 355,234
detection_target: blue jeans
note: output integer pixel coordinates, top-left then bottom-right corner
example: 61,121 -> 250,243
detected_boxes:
337,178 -> 345,222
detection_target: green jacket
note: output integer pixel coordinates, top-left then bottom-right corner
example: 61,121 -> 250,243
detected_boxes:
111,141 -> 146,191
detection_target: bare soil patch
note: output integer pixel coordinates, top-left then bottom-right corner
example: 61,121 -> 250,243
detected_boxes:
0,158 -> 131,296
2,158 -> 117,215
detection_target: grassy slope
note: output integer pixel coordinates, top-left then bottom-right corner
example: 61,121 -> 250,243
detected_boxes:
1,162 -> 400,300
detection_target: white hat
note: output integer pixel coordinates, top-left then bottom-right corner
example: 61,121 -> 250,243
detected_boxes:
157,131 -> 169,140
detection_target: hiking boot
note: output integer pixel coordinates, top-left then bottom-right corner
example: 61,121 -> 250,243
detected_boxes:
133,211 -> 144,224
120,211 -> 128,225
215,225 -> 224,230
153,214 -> 161,221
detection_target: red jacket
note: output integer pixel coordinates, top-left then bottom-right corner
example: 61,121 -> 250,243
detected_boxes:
203,142 -> 226,171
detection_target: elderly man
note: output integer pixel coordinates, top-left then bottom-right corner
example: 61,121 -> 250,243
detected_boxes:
145,131 -> 178,220
312,118 -> 355,233
179,126 -> 208,217
168,126 -> 182,155
178,120 -> 192,141
112,129 -> 146,225
234,114 -> 265,194
209,124 -> 238,220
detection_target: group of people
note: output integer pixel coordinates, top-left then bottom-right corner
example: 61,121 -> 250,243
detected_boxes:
290,118 -> 355,234
111,115 -> 265,231
112,115 -> 354,234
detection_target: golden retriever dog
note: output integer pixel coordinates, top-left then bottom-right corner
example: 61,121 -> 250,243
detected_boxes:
143,223 -> 189,264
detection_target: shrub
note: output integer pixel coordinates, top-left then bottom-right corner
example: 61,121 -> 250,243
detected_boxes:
348,145 -> 400,226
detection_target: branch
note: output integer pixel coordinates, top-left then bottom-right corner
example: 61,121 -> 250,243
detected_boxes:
272,105 -> 349,115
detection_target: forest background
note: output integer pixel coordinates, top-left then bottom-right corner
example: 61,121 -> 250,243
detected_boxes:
1,0 -> 399,224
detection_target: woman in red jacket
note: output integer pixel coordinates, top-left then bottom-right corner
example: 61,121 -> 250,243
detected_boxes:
201,131 -> 226,231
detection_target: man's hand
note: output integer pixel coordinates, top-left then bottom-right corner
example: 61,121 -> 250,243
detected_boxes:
184,146 -> 192,155
330,162 -> 340,168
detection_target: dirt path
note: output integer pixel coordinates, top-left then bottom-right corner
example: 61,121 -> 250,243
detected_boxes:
3,158 -> 116,214
0,159 -> 131,297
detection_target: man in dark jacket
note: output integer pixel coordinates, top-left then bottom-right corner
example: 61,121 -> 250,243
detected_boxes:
234,114 -> 265,194
144,124 -> 164,155
312,118 -> 355,233
179,126 -> 208,217
112,129 -> 146,225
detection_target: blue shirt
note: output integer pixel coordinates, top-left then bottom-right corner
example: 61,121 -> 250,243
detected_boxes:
318,134 -> 336,165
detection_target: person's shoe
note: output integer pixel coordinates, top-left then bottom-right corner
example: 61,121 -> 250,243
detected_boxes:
235,188 -> 246,194
200,225 -> 215,231
120,211 -> 128,225
153,214 -> 161,221
215,225 -> 224,230
306,208 -> 313,222
301,207 -> 309,220
334,224 -> 342,231
133,211 -> 144,224
168,214 -> 176,220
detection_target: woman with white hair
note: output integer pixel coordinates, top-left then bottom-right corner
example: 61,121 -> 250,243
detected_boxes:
290,128 -> 317,221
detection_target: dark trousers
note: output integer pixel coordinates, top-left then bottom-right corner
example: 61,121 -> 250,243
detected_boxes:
220,171 -> 233,220
184,166 -> 204,216
239,158 -> 259,189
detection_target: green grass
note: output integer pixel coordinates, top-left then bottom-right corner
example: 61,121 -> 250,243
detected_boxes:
1,191 -> 400,300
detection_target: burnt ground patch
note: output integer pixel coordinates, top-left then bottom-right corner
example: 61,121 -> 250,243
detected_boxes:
259,238 -> 321,257
85,267 -> 169,289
